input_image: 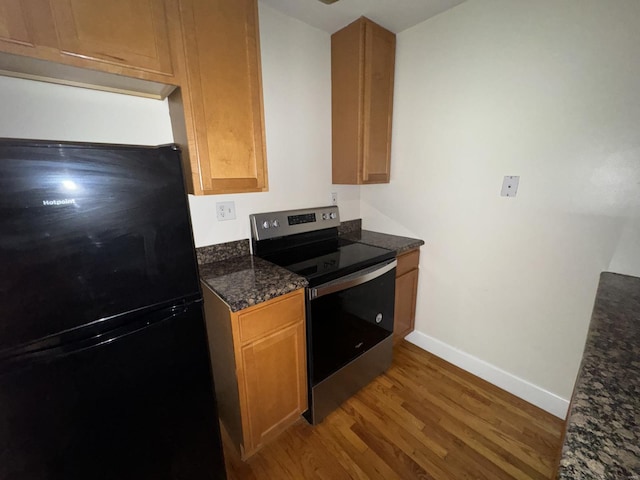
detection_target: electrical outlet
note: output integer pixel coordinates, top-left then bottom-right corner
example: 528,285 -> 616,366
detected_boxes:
501,176 -> 520,197
216,201 -> 236,221
331,192 -> 338,205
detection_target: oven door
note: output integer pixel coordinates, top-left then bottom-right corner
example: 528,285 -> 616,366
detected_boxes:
307,259 -> 396,386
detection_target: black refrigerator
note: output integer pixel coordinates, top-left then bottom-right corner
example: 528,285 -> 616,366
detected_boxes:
0,139 -> 226,480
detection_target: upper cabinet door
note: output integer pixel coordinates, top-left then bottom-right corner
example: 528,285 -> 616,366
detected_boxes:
169,0 -> 268,195
49,0 -> 174,76
362,19 -> 395,184
331,17 -> 395,185
0,0 -> 57,54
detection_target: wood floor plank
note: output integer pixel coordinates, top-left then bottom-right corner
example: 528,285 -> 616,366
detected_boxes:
364,379 -> 515,480
318,405 -> 402,480
388,365 -> 551,479
343,396 -> 454,480
386,358 -> 556,477
223,340 -> 563,480
398,343 -> 563,436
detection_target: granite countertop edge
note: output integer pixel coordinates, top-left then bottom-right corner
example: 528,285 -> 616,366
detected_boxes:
196,225 -> 424,312
557,271 -> 640,479
341,228 -> 425,254
199,254 -> 308,312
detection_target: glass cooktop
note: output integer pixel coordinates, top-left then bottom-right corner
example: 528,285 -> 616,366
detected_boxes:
260,239 -> 395,287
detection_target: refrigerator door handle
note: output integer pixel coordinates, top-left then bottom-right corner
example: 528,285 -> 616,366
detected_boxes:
0,301 -> 200,372
170,303 -> 189,315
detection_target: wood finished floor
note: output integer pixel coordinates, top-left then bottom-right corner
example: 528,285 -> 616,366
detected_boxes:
223,340 -> 564,480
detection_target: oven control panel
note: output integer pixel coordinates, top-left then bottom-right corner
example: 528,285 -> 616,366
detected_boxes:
288,213 -> 316,225
250,206 -> 340,241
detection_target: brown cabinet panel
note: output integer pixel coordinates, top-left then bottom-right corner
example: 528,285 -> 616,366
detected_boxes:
0,0 -> 177,97
0,0 -> 56,53
202,287 -> 306,460
0,1 -> 34,47
49,0 -> 173,76
332,17 -> 395,185
394,248 -> 420,340
238,321 -> 307,455
362,19 -> 395,183
170,0 -> 268,195
396,249 -> 420,277
331,19 -> 364,184
394,268 -> 418,339
238,291 -> 305,345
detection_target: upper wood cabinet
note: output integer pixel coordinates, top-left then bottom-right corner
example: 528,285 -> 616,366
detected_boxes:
0,0 -> 56,54
169,0 -> 268,195
0,0 -> 178,98
49,0 -> 174,77
332,17 -> 395,185
0,0 -> 269,193
0,1 -> 33,48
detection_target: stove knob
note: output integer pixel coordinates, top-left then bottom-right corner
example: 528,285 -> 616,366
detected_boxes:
271,219 -> 279,228
262,220 -> 270,229
322,213 -> 329,220
329,212 -> 337,219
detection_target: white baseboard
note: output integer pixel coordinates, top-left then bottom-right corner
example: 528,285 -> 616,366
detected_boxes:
404,330 -> 569,419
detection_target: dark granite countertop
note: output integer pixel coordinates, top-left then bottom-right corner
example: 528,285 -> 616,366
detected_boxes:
558,272 -> 640,479
199,254 -> 308,312
195,223 -> 423,312
341,229 -> 424,255
196,239 -> 249,265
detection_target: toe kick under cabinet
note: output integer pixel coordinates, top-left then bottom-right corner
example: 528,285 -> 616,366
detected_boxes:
201,286 -> 307,459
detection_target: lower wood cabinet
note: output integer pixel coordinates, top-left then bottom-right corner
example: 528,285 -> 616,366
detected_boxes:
394,248 -> 420,340
201,286 -> 307,459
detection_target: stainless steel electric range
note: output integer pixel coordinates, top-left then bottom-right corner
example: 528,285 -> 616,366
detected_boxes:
250,206 -> 396,424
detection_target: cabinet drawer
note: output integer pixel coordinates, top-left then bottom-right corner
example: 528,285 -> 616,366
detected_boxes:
237,290 -> 304,345
396,249 -> 420,277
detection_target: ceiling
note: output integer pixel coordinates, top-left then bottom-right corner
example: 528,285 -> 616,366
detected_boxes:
259,0 -> 467,34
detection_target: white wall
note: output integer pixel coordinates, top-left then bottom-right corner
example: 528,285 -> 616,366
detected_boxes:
189,3 -> 360,247
362,0 -> 640,414
609,219 -> 640,276
0,75 -> 174,144
0,2 -> 360,249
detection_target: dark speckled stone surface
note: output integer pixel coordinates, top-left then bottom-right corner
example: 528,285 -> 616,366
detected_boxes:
341,228 -> 424,255
197,225 -> 422,312
558,272 -> 640,479
337,219 -> 362,236
196,239 -> 250,265
199,255 -> 308,312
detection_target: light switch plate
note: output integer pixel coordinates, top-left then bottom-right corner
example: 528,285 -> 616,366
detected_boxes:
501,176 -> 520,197
216,201 -> 236,221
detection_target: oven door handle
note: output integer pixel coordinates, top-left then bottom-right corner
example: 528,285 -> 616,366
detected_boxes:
309,258 -> 397,300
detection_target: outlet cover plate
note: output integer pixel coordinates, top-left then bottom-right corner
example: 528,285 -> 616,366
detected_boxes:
501,176 -> 520,197
216,201 -> 236,221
